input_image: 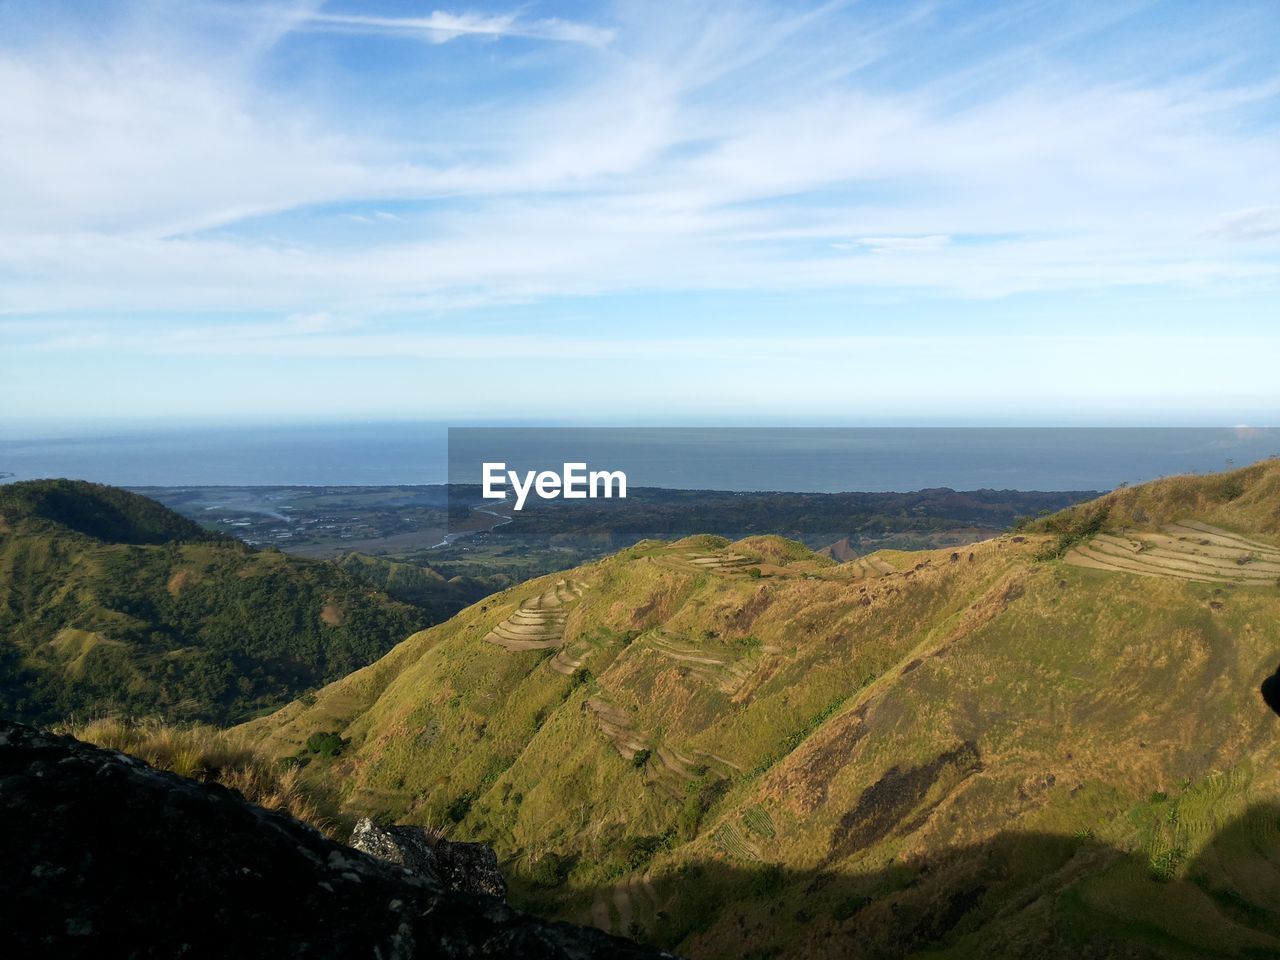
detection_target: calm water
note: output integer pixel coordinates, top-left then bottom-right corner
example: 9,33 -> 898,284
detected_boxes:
2,424 -> 1278,493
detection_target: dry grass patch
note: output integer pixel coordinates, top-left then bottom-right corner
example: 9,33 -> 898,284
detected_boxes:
165,568 -> 200,597
66,717 -> 344,837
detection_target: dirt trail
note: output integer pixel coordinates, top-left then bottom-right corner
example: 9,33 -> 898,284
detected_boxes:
686,551 -> 754,571
586,696 -> 648,756
1169,520 -> 1280,554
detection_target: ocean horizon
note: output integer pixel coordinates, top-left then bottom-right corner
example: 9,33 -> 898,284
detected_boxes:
2,424 -> 1278,494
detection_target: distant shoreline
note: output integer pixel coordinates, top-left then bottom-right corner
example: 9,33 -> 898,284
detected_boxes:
2,425 -> 1277,492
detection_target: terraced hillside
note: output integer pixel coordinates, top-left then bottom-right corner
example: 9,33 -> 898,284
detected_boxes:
484,580 -> 587,651
245,461 -> 1280,960
1066,520 -> 1280,584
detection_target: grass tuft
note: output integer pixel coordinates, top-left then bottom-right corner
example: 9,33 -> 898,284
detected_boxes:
65,717 -> 344,837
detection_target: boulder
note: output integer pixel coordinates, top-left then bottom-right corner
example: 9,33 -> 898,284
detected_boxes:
349,817 -> 507,899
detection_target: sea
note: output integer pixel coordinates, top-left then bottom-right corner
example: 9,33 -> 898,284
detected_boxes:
1,424 -> 1278,493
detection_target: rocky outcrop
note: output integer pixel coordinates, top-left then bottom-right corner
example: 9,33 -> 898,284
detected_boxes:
0,720 -> 674,959
349,817 -> 507,899
1263,664 -> 1280,716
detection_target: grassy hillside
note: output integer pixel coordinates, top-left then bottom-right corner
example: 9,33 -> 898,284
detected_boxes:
244,462 -> 1280,958
332,551 -> 497,618
1030,460 -> 1280,536
0,480 -> 429,725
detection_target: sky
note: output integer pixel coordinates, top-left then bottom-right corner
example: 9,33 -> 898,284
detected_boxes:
1,0 -> 1278,431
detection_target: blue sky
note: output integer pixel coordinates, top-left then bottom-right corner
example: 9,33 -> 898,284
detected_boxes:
1,0 -> 1278,430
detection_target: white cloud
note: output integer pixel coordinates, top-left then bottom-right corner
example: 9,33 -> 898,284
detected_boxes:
0,0 -> 1276,323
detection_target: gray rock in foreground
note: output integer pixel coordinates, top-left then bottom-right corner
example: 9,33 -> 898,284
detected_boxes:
350,817 -> 508,899
0,720 -> 675,959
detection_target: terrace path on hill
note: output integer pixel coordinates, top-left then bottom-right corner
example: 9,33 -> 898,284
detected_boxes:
1065,520 -> 1280,584
483,580 -> 586,651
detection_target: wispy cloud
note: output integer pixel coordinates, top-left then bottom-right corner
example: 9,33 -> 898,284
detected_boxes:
1208,207 -> 1280,241
852,236 -> 952,254
300,9 -> 615,47
1,0 -> 1278,421
23,324 -> 1278,364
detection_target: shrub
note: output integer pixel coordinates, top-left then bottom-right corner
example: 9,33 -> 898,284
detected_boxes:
632,748 -> 651,769
1209,475 -> 1245,502
678,776 -> 730,841
676,793 -> 703,841
305,731 -> 347,758
749,862 -> 785,897
623,835 -> 663,869
527,851 -> 568,887
446,793 -> 473,823
831,895 -> 869,922
1150,846 -> 1186,882
1035,505 -> 1111,560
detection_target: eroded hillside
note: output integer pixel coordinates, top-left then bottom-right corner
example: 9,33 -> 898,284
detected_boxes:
245,461 -> 1280,959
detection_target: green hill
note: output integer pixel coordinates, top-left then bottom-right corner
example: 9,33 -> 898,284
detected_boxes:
0,478 -> 220,545
0,480 -> 429,725
243,462 -> 1280,959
